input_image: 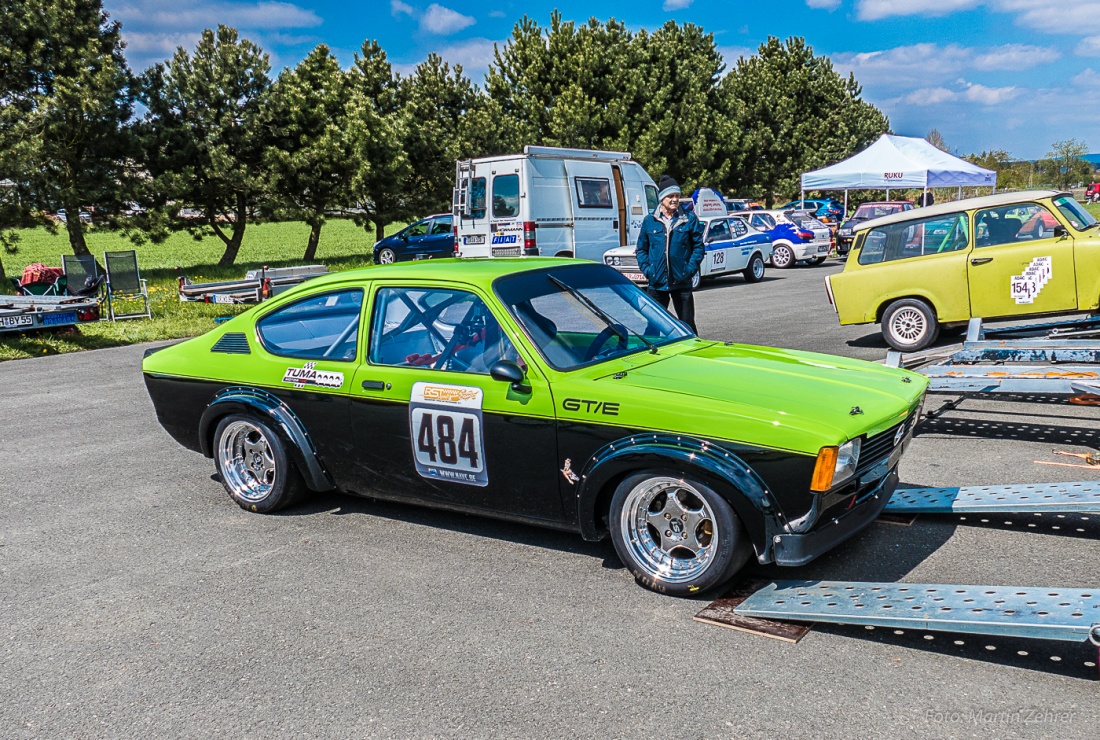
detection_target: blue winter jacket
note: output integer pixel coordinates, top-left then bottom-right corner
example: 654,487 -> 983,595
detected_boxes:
636,207 -> 706,291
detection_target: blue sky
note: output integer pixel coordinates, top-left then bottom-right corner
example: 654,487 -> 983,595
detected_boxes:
104,1 -> 1100,160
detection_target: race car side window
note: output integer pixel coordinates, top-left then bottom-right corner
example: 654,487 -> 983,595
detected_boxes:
976,204 -> 1058,246
256,289 -> 364,362
705,219 -> 731,243
369,287 -> 520,374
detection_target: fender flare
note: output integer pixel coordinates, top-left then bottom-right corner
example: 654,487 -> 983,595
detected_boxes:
199,386 -> 335,492
572,433 -> 780,555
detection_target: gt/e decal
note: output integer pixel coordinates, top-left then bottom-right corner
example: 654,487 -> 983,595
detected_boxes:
283,362 -> 343,389
409,382 -> 488,487
562,398 -> 620,416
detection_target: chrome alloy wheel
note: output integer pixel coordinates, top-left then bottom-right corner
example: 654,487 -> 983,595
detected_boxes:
750,256 -> 765,279
619,476 -> 718,584
771,245 -> 793,268
889,306 -> 928,343
378,248 -> 396,264
218,420 -> 277,503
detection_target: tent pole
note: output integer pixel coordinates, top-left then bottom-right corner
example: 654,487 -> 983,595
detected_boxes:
957,186 -> 962,200
922,186 -> 927,207
800,188 -> 805,209
843,189 -> 848,216
886,188 -> 890,200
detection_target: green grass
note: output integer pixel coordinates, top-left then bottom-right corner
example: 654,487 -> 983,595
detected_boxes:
0,218 -> 405,361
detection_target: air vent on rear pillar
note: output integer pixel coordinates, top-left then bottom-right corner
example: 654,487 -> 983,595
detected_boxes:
211,332 -> 251,354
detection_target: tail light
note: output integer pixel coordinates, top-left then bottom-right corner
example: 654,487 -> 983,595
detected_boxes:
798,229 -> 813,240
453,225 -> 459,256
523,221 -> 538,256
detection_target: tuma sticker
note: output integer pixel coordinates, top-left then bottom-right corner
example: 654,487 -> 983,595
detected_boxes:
409,382 -> 488,487
283,362 -> 344,389
1010,256 -> 1052,304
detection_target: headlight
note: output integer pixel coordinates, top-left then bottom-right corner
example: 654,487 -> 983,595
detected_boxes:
838,228 -> 851,236
810,438 -> 861,492
605,255 -> 620,266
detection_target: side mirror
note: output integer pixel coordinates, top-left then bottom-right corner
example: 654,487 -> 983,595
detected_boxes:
490,360 -> 529,393
1054,224 -> 1068,238
399,232 -> 408,241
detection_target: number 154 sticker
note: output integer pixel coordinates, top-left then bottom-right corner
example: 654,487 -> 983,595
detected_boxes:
409,382 -> 488,487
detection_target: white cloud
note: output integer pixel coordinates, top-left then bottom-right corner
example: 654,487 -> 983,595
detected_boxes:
1077,36 -> 1100,56
904,87 -> 960,105
834,42 -> 1059,89
420,3 -> 475,35
395,38 -> 501,83
962,82 -> 1019,104
806,0 -> 841,9
1072,67 -> 1100,85
663,0 -> 694,10
856,1 -> 1100,36
858,0 -> 978,20
133,2 -> 322,31
391,0 -> 414,16
898,80 -> 1018,105
489,10 -> 505,18
718,45 -> 758,67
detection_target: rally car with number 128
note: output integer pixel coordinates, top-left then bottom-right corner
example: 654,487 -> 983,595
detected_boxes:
144,259 -> 927,595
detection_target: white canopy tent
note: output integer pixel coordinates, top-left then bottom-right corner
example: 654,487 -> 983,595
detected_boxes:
800,134 -> 997,212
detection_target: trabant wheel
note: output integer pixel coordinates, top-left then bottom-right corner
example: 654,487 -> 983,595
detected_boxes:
743,253 -> 765,283
610,470 -> 751,596
377,247 -> 396,265
771,244 -> 795,269
882,298 -> 940,352
213,414 -> 306,513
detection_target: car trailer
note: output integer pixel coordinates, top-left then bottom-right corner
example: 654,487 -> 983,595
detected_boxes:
178,264 -> 328,305
0,294 -> 100,334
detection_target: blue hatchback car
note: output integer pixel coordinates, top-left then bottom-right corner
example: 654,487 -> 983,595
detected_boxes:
777,199 -> 844,224
373,214 -> 454,264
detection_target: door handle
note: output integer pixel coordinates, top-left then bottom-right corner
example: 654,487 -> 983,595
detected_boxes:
970,257 -> 993,266
361,380 -> 387,390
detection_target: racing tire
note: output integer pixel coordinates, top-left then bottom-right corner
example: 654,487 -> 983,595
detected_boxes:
213,414 -> 307,513
377,247 -> 396,265
609,470 -> 752,596
810,256 -> 827,265
771,244 -> 795,269
742,253 -> 765,283
881,298 -> 940,352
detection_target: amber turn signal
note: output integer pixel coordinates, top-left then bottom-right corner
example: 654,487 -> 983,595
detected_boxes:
810,446 -> 839,492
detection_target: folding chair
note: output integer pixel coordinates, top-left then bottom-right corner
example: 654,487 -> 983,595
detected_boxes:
62,254 -> 102,297
103,250 -> 151,320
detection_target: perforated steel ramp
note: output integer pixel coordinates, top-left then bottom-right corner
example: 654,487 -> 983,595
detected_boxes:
734,581 -> 1100,643
884,482 -> 1100,514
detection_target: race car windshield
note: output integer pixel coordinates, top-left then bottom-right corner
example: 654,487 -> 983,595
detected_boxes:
494,264 -> 692,371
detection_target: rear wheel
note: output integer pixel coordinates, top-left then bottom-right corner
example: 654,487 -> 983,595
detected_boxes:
810,256 -> 827,265
742,253 -> 765,283
213,414 -> 307,513
881,298 -> 939,352
771,244 -> 795,269
610,470 -> 752,596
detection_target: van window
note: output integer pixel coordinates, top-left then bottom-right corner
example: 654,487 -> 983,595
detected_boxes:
492,174 -> 519,218
468,177 -> 486,219
644,185 -> 658,213
858,213 -> 969,265
575,177 -> 612,208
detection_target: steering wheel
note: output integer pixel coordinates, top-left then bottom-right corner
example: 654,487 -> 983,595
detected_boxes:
583,324 -> 629,361
435,319 -> 479,371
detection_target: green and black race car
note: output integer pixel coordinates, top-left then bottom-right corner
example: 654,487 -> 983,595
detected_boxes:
143,258 -> 927,595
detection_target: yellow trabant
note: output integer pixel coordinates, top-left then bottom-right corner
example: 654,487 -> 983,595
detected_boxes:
825,190 -> 1100,351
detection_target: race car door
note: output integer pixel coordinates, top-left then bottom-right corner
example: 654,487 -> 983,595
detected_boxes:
968,203 -> 1077,319
347,283 -> 564,522
701,218 -> 736,277
565,161 -> 618,262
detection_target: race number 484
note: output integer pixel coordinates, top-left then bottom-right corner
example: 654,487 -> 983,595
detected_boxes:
409,382 -> 489,487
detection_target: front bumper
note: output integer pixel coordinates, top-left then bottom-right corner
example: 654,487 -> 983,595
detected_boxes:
770,469 -> 898,566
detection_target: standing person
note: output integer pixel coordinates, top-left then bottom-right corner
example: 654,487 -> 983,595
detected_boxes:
636,175 -> 705,334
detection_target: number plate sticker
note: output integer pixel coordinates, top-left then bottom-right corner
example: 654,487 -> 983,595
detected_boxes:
409,382 -> 488,487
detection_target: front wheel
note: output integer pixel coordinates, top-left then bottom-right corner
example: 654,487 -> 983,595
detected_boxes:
742,253 -> 765,283
213,414 -> 307,513
610,471 -> 752,596
376,247 -> 396,265
881,298 -> 940,352
771,244 -> 795,269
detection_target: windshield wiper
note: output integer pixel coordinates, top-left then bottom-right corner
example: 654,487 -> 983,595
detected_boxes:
546,274 -> 658,354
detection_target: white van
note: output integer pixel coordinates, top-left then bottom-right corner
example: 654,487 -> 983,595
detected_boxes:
452,146 -> 657,262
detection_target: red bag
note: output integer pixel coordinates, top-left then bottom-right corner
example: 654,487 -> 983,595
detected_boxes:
21,263 -> 65,286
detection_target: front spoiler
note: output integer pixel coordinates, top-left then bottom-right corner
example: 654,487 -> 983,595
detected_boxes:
770,469 -> 898,567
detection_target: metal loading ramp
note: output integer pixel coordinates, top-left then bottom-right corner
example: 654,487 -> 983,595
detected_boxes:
884,481 -> 1100,514
733,581 -> 1100,644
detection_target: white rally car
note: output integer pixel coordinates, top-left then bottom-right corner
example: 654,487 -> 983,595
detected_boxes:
602,189 -> 774,286
760,209 -> 832,268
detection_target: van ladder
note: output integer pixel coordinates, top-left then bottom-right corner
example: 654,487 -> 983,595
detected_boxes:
732,580 -> 1100,644
884,481 -> 1100,514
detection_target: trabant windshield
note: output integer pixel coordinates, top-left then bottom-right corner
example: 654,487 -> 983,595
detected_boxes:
1053,195 -> 1097,230
494,264 -> 692,371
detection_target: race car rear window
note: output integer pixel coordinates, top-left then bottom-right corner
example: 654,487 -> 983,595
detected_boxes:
256,289 -> 363,362
859,213 -> 969,265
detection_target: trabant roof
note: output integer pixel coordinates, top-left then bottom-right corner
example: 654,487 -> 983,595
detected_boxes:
853,190 -> 1067,233
291,257 -> 582,289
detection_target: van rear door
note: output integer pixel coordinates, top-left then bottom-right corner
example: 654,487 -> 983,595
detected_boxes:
564,161 -> 618,262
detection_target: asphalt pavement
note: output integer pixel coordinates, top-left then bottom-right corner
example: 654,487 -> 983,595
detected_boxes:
3,260 -> 1099,738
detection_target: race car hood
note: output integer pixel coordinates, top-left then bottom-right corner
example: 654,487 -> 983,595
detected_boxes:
586,341 -> 926,454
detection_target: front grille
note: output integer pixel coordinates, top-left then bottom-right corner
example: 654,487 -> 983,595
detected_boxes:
856,410 -> 916,474
211,332 -> 251,354
492,246 -> 521,257
615,255 -> 639,269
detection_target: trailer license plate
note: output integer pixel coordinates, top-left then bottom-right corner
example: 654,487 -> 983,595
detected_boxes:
463,235 -> 485,245
213,294 -> 235,304
1,314 -> 33,328
42,311 -> 77,326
